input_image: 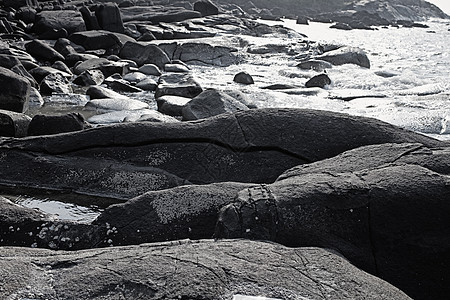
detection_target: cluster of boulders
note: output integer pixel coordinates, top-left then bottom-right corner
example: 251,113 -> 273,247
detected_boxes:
0,1 -> 449,300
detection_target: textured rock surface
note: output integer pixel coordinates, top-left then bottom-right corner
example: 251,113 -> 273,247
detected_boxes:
0,239 -> 412,300
119,41 -> 171,68
0,66 -> 31,113
0,109 -> 31,137
215,163 -> 450,300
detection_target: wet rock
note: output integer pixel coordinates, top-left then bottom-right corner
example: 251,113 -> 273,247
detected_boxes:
69,30 -> 135,51
65,53 -> 99,68
40,73 -> 73,96
305,73 -> 331,88
133,111 -> 180,123
29,87 -> 43,107
24,40 -> 65,63
73,69 -> 105,86
216,163 -> 450,300
164,63 -> 190,73
0,109 -> 442,189
194,0 -> 219,17
53,38 -> 82,58
157,95 -> 191,116
95,182 -> 255,245
328,89 -> 386,101
233,71 -> 254,84
28,66 -> 71,84
119,41 -> 170,68
79,6 -> 101,31
155,72 -> 203,98
51,61 -> 72,76
86,85 -> 128,100
123,72 -> 147,83
182,89 -> 249,121
95,2 -> 124,33
85,98 -> 149,112
104,78 -> 143,93
0,239 -> 411,300
121,6 -> 202,23
28,113 -> 85,136
0,66 -> 31,113
32,10 -> 86,36
296,15 -> 309,25
330,22 -> 353,30
0,109 -> 31,137
0,54 -> 37,87
160,42 -> 238,67
135,78 -> 157,91
316,46 -> 370,68
297,59 -> 333,71
73,58 -> 129,77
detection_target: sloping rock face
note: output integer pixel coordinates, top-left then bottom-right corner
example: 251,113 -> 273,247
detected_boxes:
0,109 -> 443,198
0,66 -> 31,113
215,162 -> 450,300
0,239 -> 412,300
32,10 -> 86,35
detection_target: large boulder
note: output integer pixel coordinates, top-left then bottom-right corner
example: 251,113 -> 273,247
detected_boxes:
0,54 -> 37,87
39,73 -> 73,96
182,89 -> 249,120
119,41 -> 170,68
95,2 -> 125,33
32,10 -> 86,36
155,72 -> 203,98
25,40 -> 65,63
316,46 -> 371,68
0,109 -> 31,137
194,0 -> 220,17
69,30 -> 135,51
0,66 -> 31,113
120,6 -> 202,23
27,113 -> 85,136
0,109 -> 443,194
73,58 -> 129,77
215,163 -> 450,300
157,95 -> 191,116
159,42 -> 238,67
0,239 -> 411,300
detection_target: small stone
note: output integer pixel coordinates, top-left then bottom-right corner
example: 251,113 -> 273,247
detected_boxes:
233,72 -> 254,84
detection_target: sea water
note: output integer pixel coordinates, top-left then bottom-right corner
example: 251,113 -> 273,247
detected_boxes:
191,18 -> 450,140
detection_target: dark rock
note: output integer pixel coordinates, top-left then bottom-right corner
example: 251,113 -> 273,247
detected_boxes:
28,66 -> 71,84
316,46 -> 370,68
38,27 -> 68,40
104,79 -> 143,93
40,73 -> 73,96
135,78 -> 157,91
261,84 -> 298,90
65,53 -> 99,68
120,6 -> 202,23
0,54 -> 37,87
0,109 -> 31,137
79,6 -> 101,31
194,0 -> 219,17
95,2 -> 124,33
86,85 -> 128,100
73,58 -> 129,78
182,89 -> 249,121
53,38 -> 79,58
305,73 -> 331,88
51,61 -> 72,75
24,40 -> 65,63
233,71 -> 254,84
330,22 -> 353,30
296,15 -> 309,25
0,66 -> 31,113
155,72 -> 203,99
32,10 -> 86,36
159,42 -> 238,67
73,69 -> 105,86
0,109 -> 443,191
297,59 -> 333,71
69,30 -> 135,51
216,163 -> 450,300
119,41 -> 170,68
28,113 -> 85,136
0,239 -> 411,299
156,95 -> 191,116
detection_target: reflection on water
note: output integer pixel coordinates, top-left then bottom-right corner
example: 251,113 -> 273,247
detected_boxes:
5,194 -> 103,224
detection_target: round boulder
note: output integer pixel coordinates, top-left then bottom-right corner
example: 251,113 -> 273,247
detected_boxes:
233,71 -> 254,84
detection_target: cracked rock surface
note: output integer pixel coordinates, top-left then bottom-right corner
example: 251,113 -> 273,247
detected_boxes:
0,239 -> 411,300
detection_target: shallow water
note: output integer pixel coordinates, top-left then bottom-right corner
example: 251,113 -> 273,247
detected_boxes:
190,18 -> 450,140
4,194 -> 103,224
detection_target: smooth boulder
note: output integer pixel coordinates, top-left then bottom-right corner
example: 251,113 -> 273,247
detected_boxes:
316,46 -> 371,68
0,66 -> 31,113
182,89 -> 249,120
27,113 -> 85,136
119,41 -> 170,68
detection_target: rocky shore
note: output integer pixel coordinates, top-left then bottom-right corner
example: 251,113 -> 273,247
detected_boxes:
0,0 -> 449,300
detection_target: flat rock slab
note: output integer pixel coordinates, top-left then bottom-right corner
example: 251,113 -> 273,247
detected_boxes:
0,239 -> 411,300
